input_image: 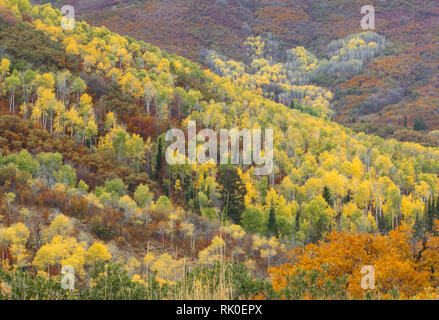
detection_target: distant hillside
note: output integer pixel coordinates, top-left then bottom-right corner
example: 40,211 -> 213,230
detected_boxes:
37,0 -> 439,146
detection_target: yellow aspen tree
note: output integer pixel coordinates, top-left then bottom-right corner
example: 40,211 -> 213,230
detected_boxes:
86,242 -> 111,265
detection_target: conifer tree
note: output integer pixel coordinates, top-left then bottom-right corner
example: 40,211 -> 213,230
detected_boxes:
377,213 -> 387,233
436,196 -> 439,220
425,197 -> 435,233
322,186 -> 332,206
413,117 -> 427,132
154,136 -> 163,181
267,201 -> 278,238
218,166 -> 246,224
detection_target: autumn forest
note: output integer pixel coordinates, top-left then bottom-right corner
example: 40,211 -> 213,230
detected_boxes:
0,0 -> 438,301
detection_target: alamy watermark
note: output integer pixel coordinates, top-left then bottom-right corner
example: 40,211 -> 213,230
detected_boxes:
361,5 -> 375,30
165,121 -> 273,176
361,265 -> 375,290
61,5 -> 75,30
61,265 -> 75,290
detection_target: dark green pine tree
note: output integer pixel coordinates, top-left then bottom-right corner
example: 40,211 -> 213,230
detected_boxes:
436,195 -> 439,220
431,197 -> 438,235
193,192 -> 201,216
431,196 -> 439,235
377,213 -> 387,233
267,201 -> 278,238
154,136 -> 163,181
413,117 -> 427,132
218,165 -> 246,224
433,196 -> 439,234
163,179 -> 170,197
290,99 -> 295,109
343,191 -> 352,204
425,197 -> 435,233
322,186 -> 332,206
295,208 -> 301,234
403,115 -> 408,128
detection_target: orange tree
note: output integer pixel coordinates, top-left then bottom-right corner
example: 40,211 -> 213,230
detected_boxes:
268,225 -> 439,299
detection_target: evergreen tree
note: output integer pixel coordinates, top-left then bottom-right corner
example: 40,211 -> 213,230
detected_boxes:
436,196 -> 439,220
154,136 -> 163,181
322,186 -> 332,206
218,165 -> 246,224
163,179 -> 170,197
267,201 -> 278,238
413,117 -> 427,132
425,197 -> 435,233
295,208 -> 301,234
377,213 -> 387,233
343,191 -> 352,204
194,193 -> 201,216
403,115 -> 408,128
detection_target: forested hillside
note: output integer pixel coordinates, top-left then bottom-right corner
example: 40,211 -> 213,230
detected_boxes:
36,0 -> 439,146
0,0 -> 439,300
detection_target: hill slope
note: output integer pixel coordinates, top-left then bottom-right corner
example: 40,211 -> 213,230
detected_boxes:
38,0 -> 439,145
0,0 -> 438,299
